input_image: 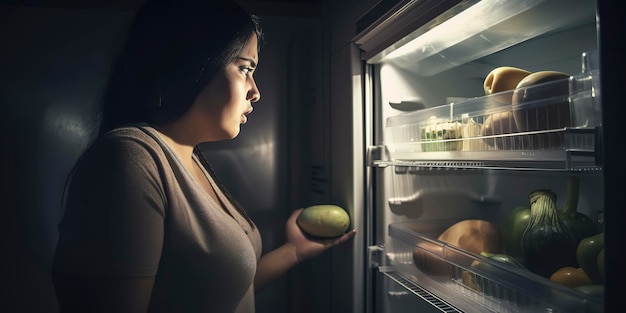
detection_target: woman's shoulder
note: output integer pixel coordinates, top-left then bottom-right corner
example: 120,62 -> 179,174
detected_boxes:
100,123 -> 158,142
80,124 -> 167,170
95,123 -> 162,149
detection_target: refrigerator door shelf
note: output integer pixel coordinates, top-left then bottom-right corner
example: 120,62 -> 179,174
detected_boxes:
384,73 -> 602,171
386,221 -> 604,313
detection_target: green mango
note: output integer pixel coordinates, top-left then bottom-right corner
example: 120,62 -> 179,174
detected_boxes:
559,176 -> 599,247
297,205 -> 350,238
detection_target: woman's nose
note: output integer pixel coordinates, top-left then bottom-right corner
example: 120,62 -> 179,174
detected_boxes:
248,79 -> 261,103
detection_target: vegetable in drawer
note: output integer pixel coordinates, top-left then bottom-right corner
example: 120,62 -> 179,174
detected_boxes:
503,205 -> 531,264
576,232 -> 604,284
438,219 -> 503,254
520,189 -> 578,278
412,219 -> 503,276
558,176 -> 599,246
550,266 -> 592,288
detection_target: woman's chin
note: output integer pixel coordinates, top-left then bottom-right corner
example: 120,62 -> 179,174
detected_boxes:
228,128 -> 241,139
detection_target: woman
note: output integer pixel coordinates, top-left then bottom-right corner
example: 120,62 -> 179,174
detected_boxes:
51,0 -> 356,312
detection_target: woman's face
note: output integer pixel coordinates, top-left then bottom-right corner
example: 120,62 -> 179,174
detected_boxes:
189,33 -> 261,141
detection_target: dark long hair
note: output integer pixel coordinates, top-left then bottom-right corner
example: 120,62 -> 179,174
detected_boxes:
61,0 -> 263,227
99,0 -> 264,133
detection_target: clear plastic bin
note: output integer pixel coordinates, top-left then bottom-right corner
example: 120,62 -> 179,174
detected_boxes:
385,69 -> 601,170
387,221 -> 603,313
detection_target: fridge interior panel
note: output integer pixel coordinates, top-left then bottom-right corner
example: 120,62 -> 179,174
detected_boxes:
376,157 -> 605,311
376,23 -> 598,118
359,0 -> 597,75
388,170 -> 603,225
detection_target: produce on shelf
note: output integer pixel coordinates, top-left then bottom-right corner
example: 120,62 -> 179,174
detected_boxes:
461,116 -> 482,151
481,66 -> 530,149
461,270 -> 481,292
505,176 -> 597,276
511,70 -> 571,149
462,251 -> 529,294
576,232 -> 604,284
411,242 -> 449,276
420,118 -> 463,152
549,266 -> 592,288
502,205 -> 531,265
412,219 -> 502,276
477,251 -> 528,271
482,111 -> 521,149
438,219 -> 503,254
483,66 -> 532,96
296,204 -> 350,238
520,189 -> 578,278
559,176 -> 599,245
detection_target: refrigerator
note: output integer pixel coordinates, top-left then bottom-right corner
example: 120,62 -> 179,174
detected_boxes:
310,0 -> 625,312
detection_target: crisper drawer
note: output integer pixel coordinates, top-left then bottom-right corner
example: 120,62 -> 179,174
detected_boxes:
386,221 -> 603,313
384,61 -> 601,170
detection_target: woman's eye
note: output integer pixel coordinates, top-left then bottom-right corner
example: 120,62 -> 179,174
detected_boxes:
240,66 -> 254,76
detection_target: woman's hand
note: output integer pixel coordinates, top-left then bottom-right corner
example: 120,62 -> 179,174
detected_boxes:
254,208 -> 356,292
285,208 -> 356,263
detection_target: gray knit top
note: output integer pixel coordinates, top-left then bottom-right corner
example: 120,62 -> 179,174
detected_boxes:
52,124 -> 262,313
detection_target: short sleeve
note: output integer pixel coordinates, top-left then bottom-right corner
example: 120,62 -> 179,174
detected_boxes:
55,132 -> 167,277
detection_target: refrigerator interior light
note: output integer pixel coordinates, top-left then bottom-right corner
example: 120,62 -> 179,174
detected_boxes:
383,0 -> 596,76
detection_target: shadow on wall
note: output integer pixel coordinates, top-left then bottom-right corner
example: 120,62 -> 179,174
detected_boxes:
0,5 -> 133,311
0,4 -> 321,313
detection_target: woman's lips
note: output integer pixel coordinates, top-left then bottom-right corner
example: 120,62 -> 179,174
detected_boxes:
242,107 -> 253,124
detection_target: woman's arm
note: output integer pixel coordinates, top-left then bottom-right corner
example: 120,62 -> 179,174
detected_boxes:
254,208 -> 356,292
54,136 -> 167,312
99,276 -> 157,312
54,270 -> 156,313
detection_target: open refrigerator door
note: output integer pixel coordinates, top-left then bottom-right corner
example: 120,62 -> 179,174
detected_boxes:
353,0 -> 606,312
